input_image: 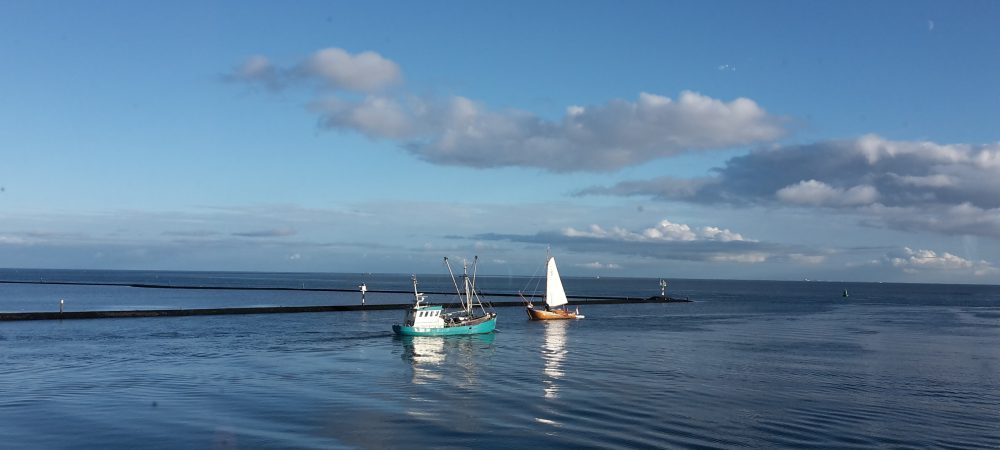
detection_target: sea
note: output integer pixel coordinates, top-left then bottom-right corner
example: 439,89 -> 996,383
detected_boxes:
2,268 -> 999,449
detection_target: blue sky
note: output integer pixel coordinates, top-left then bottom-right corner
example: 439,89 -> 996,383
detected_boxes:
2,1 -> 999,283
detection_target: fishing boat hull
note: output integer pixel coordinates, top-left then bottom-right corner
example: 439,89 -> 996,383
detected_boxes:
393,315 -> 497,336
526,307 -> 583,320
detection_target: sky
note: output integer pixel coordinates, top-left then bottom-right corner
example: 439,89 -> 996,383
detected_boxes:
2,0 -> 1000,283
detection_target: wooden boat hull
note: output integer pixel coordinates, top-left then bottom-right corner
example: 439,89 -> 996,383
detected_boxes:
526,307 -> 582,320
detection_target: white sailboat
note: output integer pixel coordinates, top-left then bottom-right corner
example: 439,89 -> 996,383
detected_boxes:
525,255 -> 584,320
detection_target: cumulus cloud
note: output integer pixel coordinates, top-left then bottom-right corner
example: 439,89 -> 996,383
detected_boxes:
577,261 -> 622,270
226,47 -> 401,93
230,47 -> 786,172
563,219 -> 750,242
473,218 -> 797,264
302,48 -> 401,92
776,180 -> 879,206
581,134 -> 1000,237
880,247 -> 998,276
330,91 -> 784,172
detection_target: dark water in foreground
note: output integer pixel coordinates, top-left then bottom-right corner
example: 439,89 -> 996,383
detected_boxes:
2,269 -> 1000,449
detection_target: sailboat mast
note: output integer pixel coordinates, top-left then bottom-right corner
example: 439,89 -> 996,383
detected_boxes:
544,254 -> 552,304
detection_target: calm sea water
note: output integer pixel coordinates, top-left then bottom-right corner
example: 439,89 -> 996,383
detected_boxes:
2,269 -> 999,449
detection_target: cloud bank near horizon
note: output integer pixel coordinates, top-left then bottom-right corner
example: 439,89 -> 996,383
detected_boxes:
473,218 -> 803,265
227,47 -> 786,172
580,135 -> 1000,238
871,247 -> 999,277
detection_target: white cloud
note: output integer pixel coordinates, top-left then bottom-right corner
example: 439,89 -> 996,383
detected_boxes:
641,220 -> 697,241
700,226 -> 746,242
473,216 -> 785,265
776,180 -> 879,206
578,261 -> 622,270
882,247 -> 997,276
709,253 -> 768,263
302,48 -> 401,92
227,47 -> 400,93
312,95 -> 418,138
230,48 -> 786,172
563,218 -> 749,243
316,90 -> 785,172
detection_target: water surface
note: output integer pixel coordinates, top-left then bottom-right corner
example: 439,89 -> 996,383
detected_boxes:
2,270 -> 999,448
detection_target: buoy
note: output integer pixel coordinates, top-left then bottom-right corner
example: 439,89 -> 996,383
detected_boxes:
59,299 -> 64,313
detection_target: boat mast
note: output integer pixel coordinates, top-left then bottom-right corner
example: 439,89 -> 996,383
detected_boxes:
445,256 -> 485,316
544,246 -> 551,304
444,257 -> 467,312
470,256 -> 480,314
411,274 -> 423,307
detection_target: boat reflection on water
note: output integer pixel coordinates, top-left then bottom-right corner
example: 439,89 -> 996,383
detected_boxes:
401,336 -> 446,383
541,320 -> 568,399
397,334 -> 496,385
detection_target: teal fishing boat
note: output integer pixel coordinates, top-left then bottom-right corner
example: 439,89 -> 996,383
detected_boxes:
392,257 -> 497,336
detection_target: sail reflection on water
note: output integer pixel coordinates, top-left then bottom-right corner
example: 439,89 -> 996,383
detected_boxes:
541,321 -> 568,399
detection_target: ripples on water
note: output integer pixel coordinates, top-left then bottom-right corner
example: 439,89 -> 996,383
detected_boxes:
2,272 -> 1000,448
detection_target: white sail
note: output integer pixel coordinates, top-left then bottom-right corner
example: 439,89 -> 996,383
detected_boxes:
545,256 -> 569,308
